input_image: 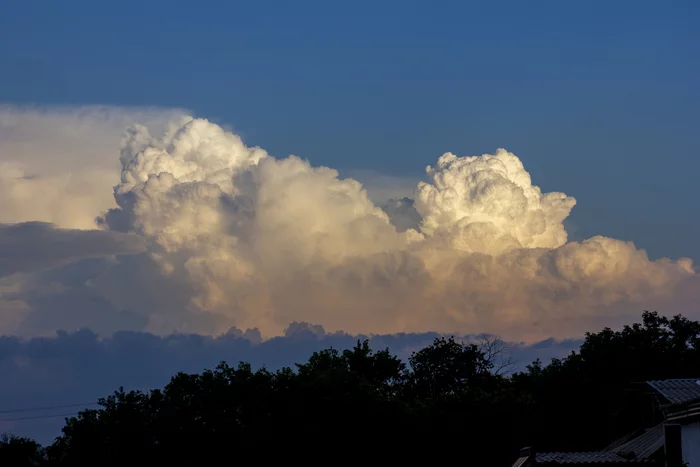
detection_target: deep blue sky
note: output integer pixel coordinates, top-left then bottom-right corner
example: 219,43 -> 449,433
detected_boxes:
1,0 -> 698,260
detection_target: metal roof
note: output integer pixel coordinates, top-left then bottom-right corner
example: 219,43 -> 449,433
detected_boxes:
535,422 -> 664,464
607,423 -> 664,460
666,400 -> 700,422
536,451 -> 631,463
603,429 -> 642,452
647,378 -> 700,405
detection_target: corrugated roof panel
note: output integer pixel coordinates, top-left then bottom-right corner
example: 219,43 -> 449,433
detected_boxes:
536,451 -> 630,463
608,422 -> 664,459
603,428 -> 642,452
534,420 -> 666,464
511,456 -> 530,467
647,378 -> 700,405
667,400 -> 700,422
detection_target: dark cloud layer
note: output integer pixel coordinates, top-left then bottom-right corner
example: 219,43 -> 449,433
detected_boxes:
0,325 -> 581,445
0,222 -> 145,278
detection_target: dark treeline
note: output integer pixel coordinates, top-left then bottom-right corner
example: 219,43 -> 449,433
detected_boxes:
3,311 -> 700,466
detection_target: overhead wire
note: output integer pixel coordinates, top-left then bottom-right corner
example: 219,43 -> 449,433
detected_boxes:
0,402 -> 99,414
0,412 -> 82,422
0,402 -> 100,422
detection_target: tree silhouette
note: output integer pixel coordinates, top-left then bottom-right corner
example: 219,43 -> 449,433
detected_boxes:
510,311 -> 700,452
0,433 -> 44,466
7,311 -> 700,466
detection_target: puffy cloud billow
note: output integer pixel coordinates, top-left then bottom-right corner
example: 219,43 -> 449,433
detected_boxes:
0,107 -> 697,342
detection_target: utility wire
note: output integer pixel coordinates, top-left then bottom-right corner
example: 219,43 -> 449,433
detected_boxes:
0,402 -> 99,414
0,412 -> 81,422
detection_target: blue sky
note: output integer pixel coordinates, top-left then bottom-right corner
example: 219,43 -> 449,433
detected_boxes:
1,0 -> 698,261
0,1 -> 698,442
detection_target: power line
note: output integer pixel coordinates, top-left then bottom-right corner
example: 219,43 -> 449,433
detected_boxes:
0,402 -> 99,414
0,412 -> 81,422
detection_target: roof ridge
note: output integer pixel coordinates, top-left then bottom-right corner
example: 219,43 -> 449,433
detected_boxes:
647,377 -> 700,381
647,379 -> 700,405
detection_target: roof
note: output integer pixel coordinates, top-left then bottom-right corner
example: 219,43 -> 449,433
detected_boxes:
666,399 -> 700,423
603,429 -> 642,452
534,422 -> 665,465
512,455 -> 531,467
647,378 -> 700,405
536,451 -> 633,464
608,423 -> 664,460
512,447 -> 535,467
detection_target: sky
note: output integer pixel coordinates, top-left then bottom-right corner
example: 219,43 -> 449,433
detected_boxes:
1,0 -> 699,260
0,0 -> 698,443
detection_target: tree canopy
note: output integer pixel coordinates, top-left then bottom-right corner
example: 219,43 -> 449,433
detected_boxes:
4,311 -> 700,466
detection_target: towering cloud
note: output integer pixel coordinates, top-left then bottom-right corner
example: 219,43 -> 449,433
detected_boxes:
0,108 -> 697,341
415,149 -> 576,254
0,105 -> 187,229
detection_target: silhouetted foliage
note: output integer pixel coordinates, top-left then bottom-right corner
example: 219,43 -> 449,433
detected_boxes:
0,433 -> 44,466
7,311 -> 700,466
510,311 -> 700,453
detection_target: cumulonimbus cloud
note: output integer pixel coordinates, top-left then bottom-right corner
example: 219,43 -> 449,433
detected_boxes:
0,105 -> 188,229
0,108 -> 697,341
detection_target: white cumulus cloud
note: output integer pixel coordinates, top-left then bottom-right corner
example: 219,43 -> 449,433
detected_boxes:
0,107 -> 697,341
415,149 -> 576,254
0,105 -> 188,229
